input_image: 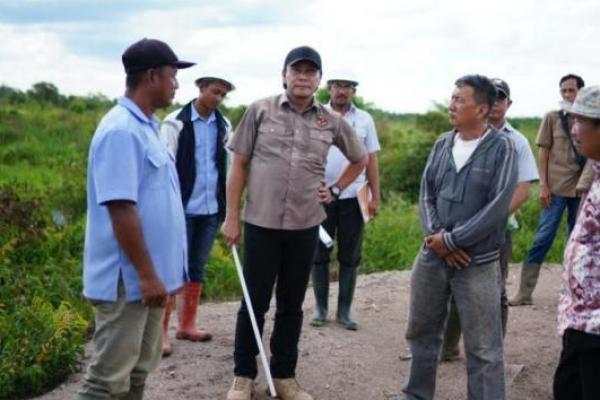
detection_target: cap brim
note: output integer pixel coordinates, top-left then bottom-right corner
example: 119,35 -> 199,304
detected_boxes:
195,77 -> 235,91
567,102 -> 600,119
494,87 -> 509,98
327,79 -> 359,87
173,61 -> 195,69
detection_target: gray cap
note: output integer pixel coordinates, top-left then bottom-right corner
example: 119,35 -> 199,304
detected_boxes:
491,78 -> 510,98
195,76 -> 235,91
567,86 -> 600,119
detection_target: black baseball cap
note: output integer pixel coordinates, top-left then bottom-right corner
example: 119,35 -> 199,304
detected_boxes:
491,78 -> 510,99
283,46 -> 322,71
122,38 -> 195,74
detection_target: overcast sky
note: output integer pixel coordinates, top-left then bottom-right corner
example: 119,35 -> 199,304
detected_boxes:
1,0 -> 598,116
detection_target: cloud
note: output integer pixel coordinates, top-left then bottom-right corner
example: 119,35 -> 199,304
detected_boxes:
0,0 -> 599,116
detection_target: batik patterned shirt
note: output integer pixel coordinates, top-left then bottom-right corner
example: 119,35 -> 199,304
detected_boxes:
558,162 -> 600,335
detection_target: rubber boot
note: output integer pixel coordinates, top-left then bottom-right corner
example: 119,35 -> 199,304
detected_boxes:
310,263 -> 329,327
161,295 -> 175,357
508,262 -> 542,306
336,266 -> 358,331
176,282 -> 212,342
501,304 -> 508,338
441,300 -> 461,362
121,384 -> 145,400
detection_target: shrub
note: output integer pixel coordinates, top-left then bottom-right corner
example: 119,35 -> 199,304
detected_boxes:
362,195 -> 423,273
204,238 -> 241,301
379,126 -> 437,201
0,187 -> 91,398
0,298 -> 88,399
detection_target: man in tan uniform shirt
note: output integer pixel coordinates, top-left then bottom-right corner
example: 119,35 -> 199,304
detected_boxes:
510,74 -> 595,306
221,46 -> 367,400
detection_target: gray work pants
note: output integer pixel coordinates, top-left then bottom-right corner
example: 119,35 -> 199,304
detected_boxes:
403,249 -> 505,400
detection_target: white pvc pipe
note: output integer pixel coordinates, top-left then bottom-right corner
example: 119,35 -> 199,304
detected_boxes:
232,245 -> 277,398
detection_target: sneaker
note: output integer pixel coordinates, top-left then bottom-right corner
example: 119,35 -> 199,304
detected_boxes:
272,378 -> 313,400
227,376 -> 255,400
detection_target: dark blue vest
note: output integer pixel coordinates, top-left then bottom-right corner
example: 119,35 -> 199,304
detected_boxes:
174,100 -> 227,221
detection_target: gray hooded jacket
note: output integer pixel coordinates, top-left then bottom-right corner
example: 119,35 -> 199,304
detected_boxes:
419,127 -> 518,265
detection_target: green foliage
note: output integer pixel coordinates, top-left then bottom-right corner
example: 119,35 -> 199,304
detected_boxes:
511,185 -> 568,263
362,195 -> 422,273
378,125 -> 437,202
415,102 -> 452,135
203,238 -> 241,301
0,187 -> 91,399
26,82 -> 66,106
0,81 -> 562,398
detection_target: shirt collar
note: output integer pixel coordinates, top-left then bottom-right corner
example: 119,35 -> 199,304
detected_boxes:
279,93 -> 318,113
191,102 -> 216,123
498,120 -> 514,134
327,102 -> 355,116
118,96 -> 159,129
451,126 -> 493,144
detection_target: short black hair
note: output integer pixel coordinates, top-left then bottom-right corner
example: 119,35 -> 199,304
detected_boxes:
454,74 -> 496,114
126,70 -> 146,90
560,74 -> 585,89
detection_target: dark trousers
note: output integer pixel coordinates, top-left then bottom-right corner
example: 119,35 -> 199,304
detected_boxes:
527,195 -> 579,264
553,328 -> 600,400
233,222 -> 319,379
314,198 -> 364,268
185,214 -> 219,283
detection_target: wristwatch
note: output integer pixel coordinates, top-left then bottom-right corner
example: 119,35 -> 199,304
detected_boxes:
329,184 -> 341,200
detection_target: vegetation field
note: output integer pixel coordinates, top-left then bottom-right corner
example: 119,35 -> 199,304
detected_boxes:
0,83 -> 569,398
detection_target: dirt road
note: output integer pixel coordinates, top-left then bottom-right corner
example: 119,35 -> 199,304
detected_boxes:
37,264 -> 563,400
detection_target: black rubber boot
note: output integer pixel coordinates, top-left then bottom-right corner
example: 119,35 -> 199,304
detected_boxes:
337,266 -> 358,331
310,263 -> 329,327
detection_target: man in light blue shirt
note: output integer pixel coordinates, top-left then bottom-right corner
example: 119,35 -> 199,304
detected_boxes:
310,76 -> 381,330
161,75 -> 234,355
77,38 -> 193,400
441,78 -> 539,361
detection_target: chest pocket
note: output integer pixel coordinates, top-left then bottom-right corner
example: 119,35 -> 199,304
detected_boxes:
145,147 -> 168,191
256,119 -> 289,157
309,128 -> 333,163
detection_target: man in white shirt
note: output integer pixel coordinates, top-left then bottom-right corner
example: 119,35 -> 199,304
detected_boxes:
310,76 -> 381,330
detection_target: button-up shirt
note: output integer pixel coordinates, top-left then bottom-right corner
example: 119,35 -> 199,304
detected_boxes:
83,96 -> 187,302
324,103 -> 380,199
228,93 -> 366,230
185,106 -> 219,215
536,110 -> 594,196
558,162 -> 600,336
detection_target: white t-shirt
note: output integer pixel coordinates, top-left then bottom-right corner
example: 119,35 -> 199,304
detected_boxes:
452,131 -> 486,172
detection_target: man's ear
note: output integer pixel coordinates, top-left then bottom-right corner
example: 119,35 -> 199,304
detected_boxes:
478,103 -> 490,119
